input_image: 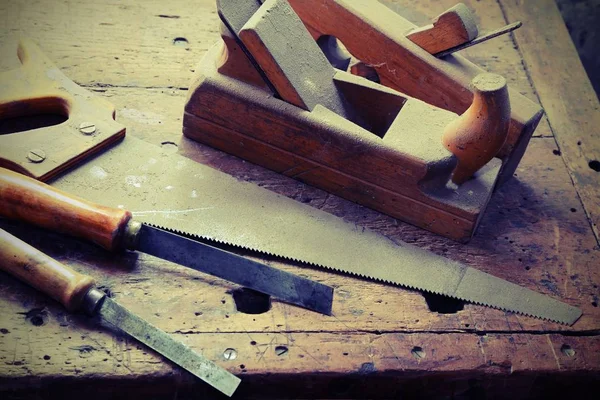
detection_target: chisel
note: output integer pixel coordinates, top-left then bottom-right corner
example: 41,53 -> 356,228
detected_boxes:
0,167 -> 333,315
0,227 -> 241,396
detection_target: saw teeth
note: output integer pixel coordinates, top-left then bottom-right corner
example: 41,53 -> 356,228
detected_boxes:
147,223 -> 571,325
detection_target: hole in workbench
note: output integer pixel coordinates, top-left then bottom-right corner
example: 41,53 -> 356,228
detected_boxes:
422,292 -> 464,314
232,288 -> 271,314
21,307 -> 48,326
589,160 -> 600,172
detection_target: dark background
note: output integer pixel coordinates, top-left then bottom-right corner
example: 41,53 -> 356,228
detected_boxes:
556,0 -> 600,95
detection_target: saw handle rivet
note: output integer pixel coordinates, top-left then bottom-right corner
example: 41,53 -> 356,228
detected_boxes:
223,348 -> 237,360
26,149 -> 46,163
79,121 -> 97,135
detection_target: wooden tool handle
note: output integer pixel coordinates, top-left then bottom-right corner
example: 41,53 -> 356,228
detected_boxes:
0,167 -> 132,251
406,3 -> 479,54
0,228 -> 95,311
442,73 -> 511,184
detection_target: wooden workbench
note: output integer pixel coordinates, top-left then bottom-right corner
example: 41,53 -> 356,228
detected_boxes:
1,0 -> 599,398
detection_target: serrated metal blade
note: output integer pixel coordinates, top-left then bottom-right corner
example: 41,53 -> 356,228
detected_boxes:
52,136 -> 582,324
154,218 -> 582,325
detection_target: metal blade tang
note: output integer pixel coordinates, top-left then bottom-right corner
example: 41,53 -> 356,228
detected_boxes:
85,289 -> 240,397
127,222 -> 333,315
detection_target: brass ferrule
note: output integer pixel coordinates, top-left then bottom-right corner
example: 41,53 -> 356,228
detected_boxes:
122,219 -> 142,250
82,287 -> 107,316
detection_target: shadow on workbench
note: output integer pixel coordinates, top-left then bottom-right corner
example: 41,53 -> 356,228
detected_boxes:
2,371 -> 600,399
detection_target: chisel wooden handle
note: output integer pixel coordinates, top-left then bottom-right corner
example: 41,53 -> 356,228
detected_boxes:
0,167 -> 131,251
0,227 -> 95,311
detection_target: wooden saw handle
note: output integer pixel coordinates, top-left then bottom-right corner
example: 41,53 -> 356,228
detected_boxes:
0,227 -> 95,311
0,38 -> 126,182
0,167 -> 131,251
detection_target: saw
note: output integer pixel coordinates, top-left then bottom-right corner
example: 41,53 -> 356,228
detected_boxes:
0,38 -> 580,325
47,136 -> 581,325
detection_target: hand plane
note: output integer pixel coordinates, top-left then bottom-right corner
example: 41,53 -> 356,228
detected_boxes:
183,0 -> 543,242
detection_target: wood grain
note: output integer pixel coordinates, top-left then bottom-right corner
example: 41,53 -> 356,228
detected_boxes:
0,167 -> 132,251
0,0 -> 599,398
499,0 -> 600,244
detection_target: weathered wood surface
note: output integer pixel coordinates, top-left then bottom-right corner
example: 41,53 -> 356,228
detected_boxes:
501,0 -> 600,244
1,0 -> 599,398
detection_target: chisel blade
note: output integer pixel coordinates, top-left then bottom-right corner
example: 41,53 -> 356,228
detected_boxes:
98,296 -> 240,396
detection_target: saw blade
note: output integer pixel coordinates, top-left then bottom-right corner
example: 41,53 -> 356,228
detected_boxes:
51,136 -> 581,324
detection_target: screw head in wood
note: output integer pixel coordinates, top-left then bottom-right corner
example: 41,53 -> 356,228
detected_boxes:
27,149 -> 46,163
223,348 -> 237,360
79,122 -> 96,135
275,345 -> 288,356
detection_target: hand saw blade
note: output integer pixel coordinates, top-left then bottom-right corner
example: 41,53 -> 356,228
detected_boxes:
51,136 -> 581,325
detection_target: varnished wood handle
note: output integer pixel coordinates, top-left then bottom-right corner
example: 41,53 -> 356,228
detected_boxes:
0,228 -> 95,311
442,73 -> 511,184
0,167 -> 131,251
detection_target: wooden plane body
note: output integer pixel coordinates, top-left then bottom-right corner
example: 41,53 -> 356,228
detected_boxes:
184,0 -> 543,242
184,35 -> 501,242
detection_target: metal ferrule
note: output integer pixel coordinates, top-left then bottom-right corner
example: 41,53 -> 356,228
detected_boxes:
122,219 -> 142,250
82,288 -> 107,316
